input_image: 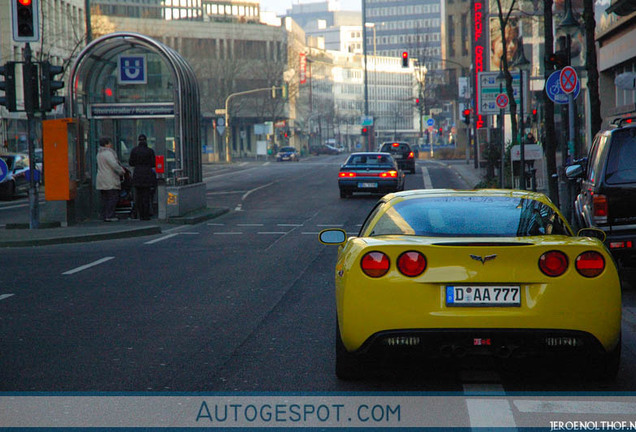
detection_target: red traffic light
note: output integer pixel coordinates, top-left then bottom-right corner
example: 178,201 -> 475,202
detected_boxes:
462,109 -> 471,116
18,0 -> 32,5
401,51 -> 409,68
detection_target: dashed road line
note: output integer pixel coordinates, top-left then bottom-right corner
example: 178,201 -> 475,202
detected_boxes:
0,294 -> 15,301
421,166 -> 433,189
466,399 -> 516,428
238,223 -> 264,227
63,257 -> 115,275
214,232 -> 243,235
144,233 -> 180,244
258,232 -> 287,235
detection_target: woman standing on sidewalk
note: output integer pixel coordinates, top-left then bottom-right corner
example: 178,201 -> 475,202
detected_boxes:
96,137 -> 126,222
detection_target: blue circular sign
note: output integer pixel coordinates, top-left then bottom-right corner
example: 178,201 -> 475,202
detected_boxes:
546,70 -> 580,105
0,158 -> 8,182
426,118 -> 435,127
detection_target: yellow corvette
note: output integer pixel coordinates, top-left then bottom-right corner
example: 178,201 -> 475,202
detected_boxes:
320,189 -> 622,380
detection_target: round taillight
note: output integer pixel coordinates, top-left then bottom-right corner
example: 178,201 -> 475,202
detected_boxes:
397,251 -> 427,277
575,251 -> 605,278
539,251 -> 569,277
361,251 -> 390,278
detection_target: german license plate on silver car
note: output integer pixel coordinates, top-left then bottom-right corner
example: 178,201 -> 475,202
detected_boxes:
446,286 -> 520,307
358,182 -> 378,188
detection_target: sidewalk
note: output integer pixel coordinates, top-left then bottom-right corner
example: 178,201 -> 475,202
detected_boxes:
435,159 -> 486,189
0,207 -> 229,248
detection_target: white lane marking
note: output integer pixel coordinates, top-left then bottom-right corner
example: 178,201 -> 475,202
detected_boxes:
242,182 -> 274,201
258,232 -> 287,235
207,223 -> 225,226
278,223 -> 303,227
239,162 -> 249,166
302,232 -> 321,235
214,232 -> 243,235
238,224 -> 264,227
317,224 -> 343,227
421,166 -> 433,189
206,191 -> 245,195
263,162 -> 270,166
466,399 -> 516,428
514,400 -> 636,414
0,294 -> 15,301
235,204 -> 243,211
144,233 -> 180,244
63,257 -> 115,275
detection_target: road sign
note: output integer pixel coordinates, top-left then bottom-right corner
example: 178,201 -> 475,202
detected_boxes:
118,55 -> 146,84
478,71 -> 523,115
428,126 -> 434,132
545,70 -> 580,104
495,93 -> 509,109
216,116 -> 225,135
426,118 -> 435,127
360,115 -> 373,126
560,66 -> 578,94
0,158 -> 7,182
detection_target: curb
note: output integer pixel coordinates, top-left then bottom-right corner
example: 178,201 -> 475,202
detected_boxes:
0,226 -> 162,248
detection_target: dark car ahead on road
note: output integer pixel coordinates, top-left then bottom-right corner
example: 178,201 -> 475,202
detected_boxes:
0,153 -> 39,200
379,141 -> 417,173
276,146 -> 300,162
567,116 -> 636,280
338,152 -> 405,198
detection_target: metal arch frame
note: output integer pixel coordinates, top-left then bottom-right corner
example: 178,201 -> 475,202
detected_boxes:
68,32 -> 201,183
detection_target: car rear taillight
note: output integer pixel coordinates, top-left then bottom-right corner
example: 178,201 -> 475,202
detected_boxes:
397,251 -> 427,277
539,251 -> 569,277
339,172 -> 356,178
592,194 -> 608,224
575,251 -> 605,277
361,251 -> 390,277
407,151 -> 414,159
392,143 -> 400,147
380,170 -> 398,178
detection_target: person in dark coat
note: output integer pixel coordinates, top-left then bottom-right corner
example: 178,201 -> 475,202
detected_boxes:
129,134 -> 157,220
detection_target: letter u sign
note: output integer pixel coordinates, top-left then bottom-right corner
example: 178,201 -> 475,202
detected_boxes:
118,55 -> 147,84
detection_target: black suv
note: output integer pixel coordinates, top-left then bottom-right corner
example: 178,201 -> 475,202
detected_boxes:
566,116 -> 636,279
379,142 -> 417,173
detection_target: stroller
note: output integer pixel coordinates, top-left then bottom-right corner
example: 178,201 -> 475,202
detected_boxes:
115,170 -> 136,219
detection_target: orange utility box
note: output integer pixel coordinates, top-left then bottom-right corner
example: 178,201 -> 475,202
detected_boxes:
42,118 -> 77,201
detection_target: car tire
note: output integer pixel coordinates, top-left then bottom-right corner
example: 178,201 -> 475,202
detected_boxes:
335,321 -> 365,380
587,334 -> 621,381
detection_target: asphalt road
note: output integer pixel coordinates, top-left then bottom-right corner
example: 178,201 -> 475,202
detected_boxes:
1,155 -> 636,426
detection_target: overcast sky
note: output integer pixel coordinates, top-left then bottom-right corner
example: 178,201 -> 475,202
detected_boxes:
260,0 -> 361,16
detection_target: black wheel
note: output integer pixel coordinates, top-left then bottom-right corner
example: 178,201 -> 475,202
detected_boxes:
336,321 -> 365,380
587,334 -> 621,381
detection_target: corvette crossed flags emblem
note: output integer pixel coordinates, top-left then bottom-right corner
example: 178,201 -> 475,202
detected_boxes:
470,254 -> 497,264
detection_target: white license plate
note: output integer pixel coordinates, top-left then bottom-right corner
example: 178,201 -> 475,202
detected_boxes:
358,182 -> 378,188
393,154 -> 402,159
446,286 -> 520,307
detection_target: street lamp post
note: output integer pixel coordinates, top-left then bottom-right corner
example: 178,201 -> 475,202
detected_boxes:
512,42 -> 530,190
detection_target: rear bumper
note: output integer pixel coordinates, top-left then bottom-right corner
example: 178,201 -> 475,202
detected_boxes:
352,328 -> 613,359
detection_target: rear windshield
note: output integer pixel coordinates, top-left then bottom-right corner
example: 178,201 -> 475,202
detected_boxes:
368,196 -> 570,237
345,154 -> 393,165
605,129 -> 636,184
380,143 -> 409,152
279,147 -> 295,152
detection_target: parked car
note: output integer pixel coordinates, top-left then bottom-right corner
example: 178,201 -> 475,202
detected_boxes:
379,141 -> 416,173
338,152 -> 404,198
0,153 -> 40,199
566,116 -> 636,280
310,144 -> 340,155
320,189 -> 622,380
276,146 -> 300,162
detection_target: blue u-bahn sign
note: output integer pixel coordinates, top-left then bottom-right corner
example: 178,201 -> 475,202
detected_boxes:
118,55 -> 147,84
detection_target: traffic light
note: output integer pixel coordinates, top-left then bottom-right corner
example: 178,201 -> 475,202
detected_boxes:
271,83 -> 289,99
11,0 -> 40,42
532,108 -> 538,123
438,127 -> 443,135
23,62 -> 39,113
40,61 -> 65,111
361,126 -> 369,136
547,50 -> 568,69
401,51 -> 409,68
462,108 -> 471,125
415,97 -> 420,106
0,62 -> 17,112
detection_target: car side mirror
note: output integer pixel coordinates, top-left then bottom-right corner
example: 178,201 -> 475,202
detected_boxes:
577,227 -> 606,242
319,228 -> 347,245
565,164 -> 583,180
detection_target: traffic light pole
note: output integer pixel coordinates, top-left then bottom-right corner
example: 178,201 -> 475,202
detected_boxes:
23,43 -> 39,229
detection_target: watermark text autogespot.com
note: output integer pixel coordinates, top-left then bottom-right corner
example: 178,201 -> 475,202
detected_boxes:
551,421 -> 636,431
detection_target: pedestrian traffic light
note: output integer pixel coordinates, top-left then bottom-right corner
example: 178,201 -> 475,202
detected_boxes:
415,97 -> 420,106
532,108 -> 538,123
401,51 -> 409,68
40,61 -> 65,111
361,126 -> 369,136
547,50 -> 568,69
462,108 -> 471,125
23,62 -> 39,113
11,0 -> 40,42
0,62 -> 17,112
438,127 -> 443,135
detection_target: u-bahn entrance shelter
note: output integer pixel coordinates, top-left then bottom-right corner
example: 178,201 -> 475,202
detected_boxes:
43,32 -> 205,223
